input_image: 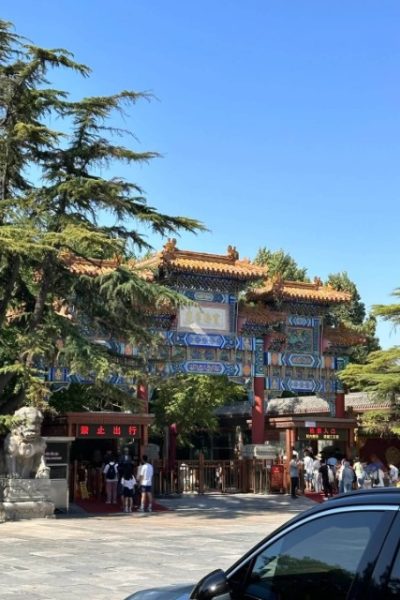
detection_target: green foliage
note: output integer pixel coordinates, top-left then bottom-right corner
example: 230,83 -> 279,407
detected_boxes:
326,272 -> 365,325
373,288 -> 400,328
49,383 -> 141,413
152,375 -> 246,445
326,272 -> 380,362
0,19 -> 204,414
358,407 -> 400,438
0,413 -> 16,435
340,347 -> 400,397
339,286 -> 400,436
254,247 -> 308,281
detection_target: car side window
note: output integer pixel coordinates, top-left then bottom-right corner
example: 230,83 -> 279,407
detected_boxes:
387,544 -> 400,596
243,511 -> 385,600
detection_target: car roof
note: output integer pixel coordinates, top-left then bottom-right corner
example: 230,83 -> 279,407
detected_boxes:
327,487 -> 400,506
298,488 -> 400,518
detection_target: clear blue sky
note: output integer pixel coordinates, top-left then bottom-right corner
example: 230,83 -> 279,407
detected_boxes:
3,1 -> 399,348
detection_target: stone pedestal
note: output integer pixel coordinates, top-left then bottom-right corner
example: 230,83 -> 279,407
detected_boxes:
0,478 -> 55,521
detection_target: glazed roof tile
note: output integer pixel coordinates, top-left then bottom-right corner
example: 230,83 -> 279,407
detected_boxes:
324,325 -> 366,347
344,392 -> 394,411
248,277 -> 351,304
62,242 -> 267,282
136,240 -> 267,281
60,252 -> 122,277
267,396 -> 330,415
238,303 -> 286,325
267,392 -> 393,416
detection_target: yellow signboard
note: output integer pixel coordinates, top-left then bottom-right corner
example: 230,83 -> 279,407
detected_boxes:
178,303 -> 229,333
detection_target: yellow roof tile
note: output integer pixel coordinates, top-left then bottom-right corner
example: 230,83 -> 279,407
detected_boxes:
248,277 -> 351,304
238,303 -> 286,325
136,240 -> 267,281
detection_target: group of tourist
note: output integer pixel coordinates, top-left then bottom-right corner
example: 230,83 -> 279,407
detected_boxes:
103,449 -> 154,512
82,447 -> 154,512
289,449 -> 399,499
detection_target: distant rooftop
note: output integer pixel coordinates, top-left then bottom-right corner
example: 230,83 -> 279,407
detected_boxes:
216,392 -> 393,418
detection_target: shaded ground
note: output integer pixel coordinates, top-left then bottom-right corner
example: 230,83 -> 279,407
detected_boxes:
0,493 -> 314,600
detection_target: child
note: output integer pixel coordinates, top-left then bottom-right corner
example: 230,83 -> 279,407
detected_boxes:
121,466 -> 136,513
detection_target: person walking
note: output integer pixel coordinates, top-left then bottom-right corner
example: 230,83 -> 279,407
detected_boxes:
303,451 -> 314,492
289,454 -> 299,499
121,466 -> 136,513
312,455 -> 322,493
319,459 -> 333,498
353,457 -> 366,489
342,461 -> 355,494
389,463 -> 399,487
118,447 -> 133,510
336,459 -> 346,494
138,455 -> 154,512
103,455 -> 119,504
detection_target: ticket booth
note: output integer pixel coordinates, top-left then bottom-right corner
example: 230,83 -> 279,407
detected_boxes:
268,416 -> 357,490
268,416 -> 356,459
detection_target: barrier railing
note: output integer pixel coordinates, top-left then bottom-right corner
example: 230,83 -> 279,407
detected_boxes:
152,456 -> 287,496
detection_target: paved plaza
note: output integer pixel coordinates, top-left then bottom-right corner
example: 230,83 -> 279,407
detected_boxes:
0,494 -> 314,600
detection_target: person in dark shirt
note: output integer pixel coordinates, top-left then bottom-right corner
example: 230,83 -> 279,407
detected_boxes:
319,459 -> 334,498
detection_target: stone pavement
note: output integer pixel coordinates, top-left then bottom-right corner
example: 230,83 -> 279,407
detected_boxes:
0,493 -> 314,600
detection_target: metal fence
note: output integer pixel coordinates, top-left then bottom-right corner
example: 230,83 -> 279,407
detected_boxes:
152,456 -> 288,496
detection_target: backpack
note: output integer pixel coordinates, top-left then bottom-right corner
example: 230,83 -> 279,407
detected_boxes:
106,463 -> 116,480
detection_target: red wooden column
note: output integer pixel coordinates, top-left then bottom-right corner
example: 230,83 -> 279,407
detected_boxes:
138,383 -> 149,446
335,392 -> 345,418
251,376 -> 265,444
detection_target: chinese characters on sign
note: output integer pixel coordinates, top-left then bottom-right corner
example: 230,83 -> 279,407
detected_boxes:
299,426 -> 347,441
270,464 -> 284,492
77,424 -> 139,438
178,303 -> 229,333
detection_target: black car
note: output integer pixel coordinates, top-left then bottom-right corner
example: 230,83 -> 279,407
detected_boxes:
125,488 -> 400,599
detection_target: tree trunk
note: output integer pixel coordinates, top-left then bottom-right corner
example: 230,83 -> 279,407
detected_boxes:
0,372 -> 15,398
28,253 -> 54,333
0,253 -> 20,327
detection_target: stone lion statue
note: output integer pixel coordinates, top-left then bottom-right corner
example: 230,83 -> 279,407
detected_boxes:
4,407 -> 49,479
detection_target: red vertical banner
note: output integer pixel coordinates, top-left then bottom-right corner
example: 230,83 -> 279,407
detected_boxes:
252,376 -> 265,444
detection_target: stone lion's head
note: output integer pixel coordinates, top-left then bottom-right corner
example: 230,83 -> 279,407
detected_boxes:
12,407 -> 44,442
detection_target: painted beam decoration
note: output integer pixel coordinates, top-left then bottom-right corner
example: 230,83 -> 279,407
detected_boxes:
162,331 -> 255,350
265,375 -> 338,394
45,255 -> 356,392
47,367 -> 136,386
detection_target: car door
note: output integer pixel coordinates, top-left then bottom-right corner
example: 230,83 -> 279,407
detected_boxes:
228,506 -> 397,600
366,511 -> 400,599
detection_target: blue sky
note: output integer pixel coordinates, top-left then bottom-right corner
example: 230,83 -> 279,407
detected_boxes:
2,1 -> 399,348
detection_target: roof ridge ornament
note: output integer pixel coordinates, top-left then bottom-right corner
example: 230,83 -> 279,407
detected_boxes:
227,245 -> 239,260
314,276 -> 323,287
271,273 -> 284,287
163,238 -> 177,255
